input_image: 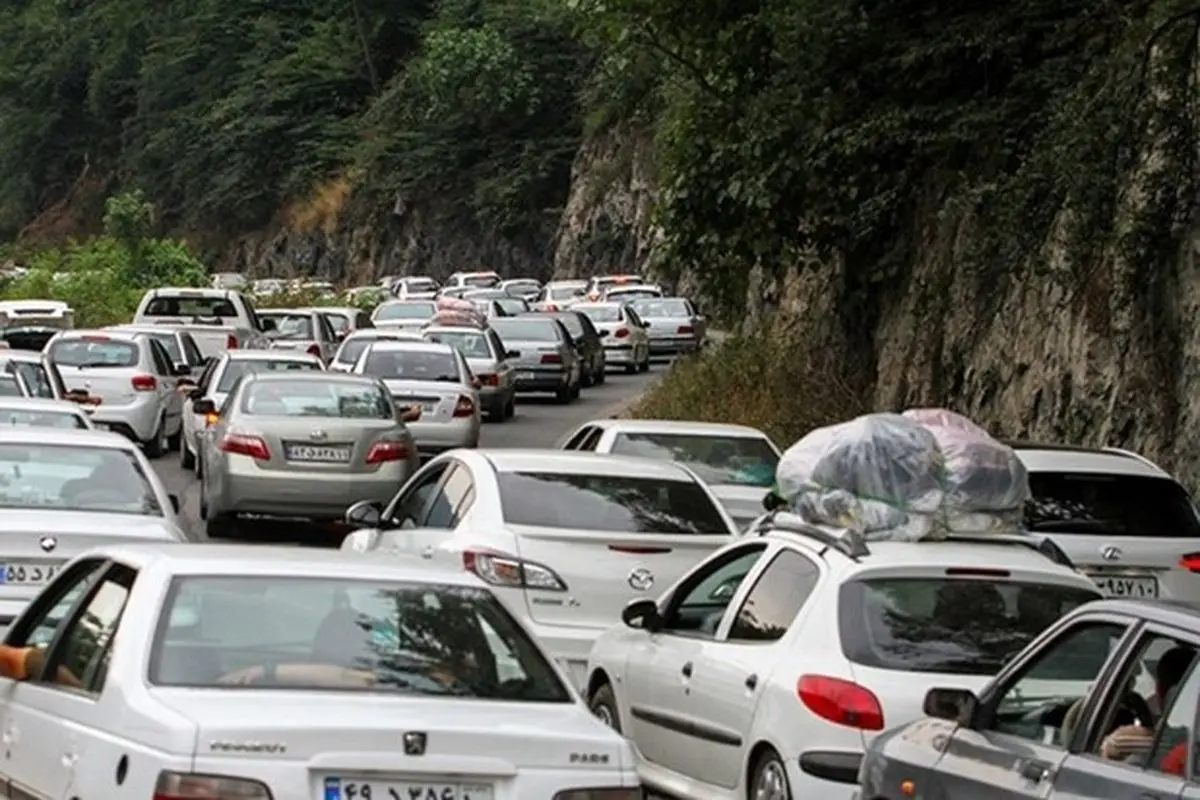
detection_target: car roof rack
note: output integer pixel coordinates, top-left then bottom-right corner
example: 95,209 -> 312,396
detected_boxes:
942,531 -> 1076,569
750,510 -> 871,560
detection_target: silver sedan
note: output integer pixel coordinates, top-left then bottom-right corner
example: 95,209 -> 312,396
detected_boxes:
628,297 -> 707,356
196,372 -> 419,539
422,324 -> 517,421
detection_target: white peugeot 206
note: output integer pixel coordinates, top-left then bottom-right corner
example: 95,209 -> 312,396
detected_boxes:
0,544 -> 639,800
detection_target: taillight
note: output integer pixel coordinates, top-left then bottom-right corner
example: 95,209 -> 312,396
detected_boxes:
226,335 -> 238,349
614,328 -> 630,338
1180,552 -> 1200,572
453,395 -> 475,418
365,440 -> 409,464
477,373 -> 499,386
131,374 -> 157,391
306,344 -> 321,357
218,433 -> 270,461
462,548 -> 567,590
797,675 -> 884,731
540,353 -> 562,364
546,304 -> 558,311
677,325 -> 694,334
153,770 -> 271,799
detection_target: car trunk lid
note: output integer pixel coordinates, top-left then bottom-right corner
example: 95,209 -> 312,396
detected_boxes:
235,417 -> 402,474
383,379 -> 464,421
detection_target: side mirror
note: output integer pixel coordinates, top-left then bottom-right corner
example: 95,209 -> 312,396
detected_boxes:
596,329 -> 610,337
173,363 -> 191,377
192,398 -> 216,415
621,598 -> 662,631
923,687 -> 977,722
168,493 -> 181,514
643,321 -> 652,328
505,350 -> 520,359
344,500 -> 382,529
260,318 -> 277,332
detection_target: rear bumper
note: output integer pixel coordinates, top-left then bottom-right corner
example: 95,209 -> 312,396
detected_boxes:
407,417 -> 480,452
525,619 -> 603,691
512,367 -> 572,392
90,398 -> 161,441
210,465 -> 412,520
648,337 -> 698,355
603,345 -> 636,364
798,751 -> 863,785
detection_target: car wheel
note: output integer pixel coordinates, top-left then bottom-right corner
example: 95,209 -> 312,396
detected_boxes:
555,383 -> 573,404
624,361 -> 637,375
504,396 -> 516,419
180,440 -> 195,470
594,364 -> 606,385
143,416 -> 167,458
167,423 -> 182,452
581,366 -> 594,388
588,682 -> 622,734
205,513 -> 236,539
489,399 -> 507,424
570,378 -> 581,399
748,747 -> 792,800
638,353 -> 650,372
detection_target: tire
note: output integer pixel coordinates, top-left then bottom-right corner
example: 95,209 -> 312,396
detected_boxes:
638,352 -> 650,373
570,378 -> 581,399
143,416 -> 167,458
167,423 -> 182,452
504,396 -> 516,419
582,366 -> 595,388
179,439 -> 195,470
588,682 -> 622,734
489,399 -> 507,424
624,360 -> 637,374
748,747 -> 792,800
200,476 -> 236,539
555,383 -> 573,404
594,364 -> 606,385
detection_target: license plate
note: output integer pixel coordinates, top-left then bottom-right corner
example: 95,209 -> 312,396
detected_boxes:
1090,574 -> 1159,598
323,777 -> 492,800
0,562 -> 59,586
284,444 -> 351,462
516,371 -> 535,380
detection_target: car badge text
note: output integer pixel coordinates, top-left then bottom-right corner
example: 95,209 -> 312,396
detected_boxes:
403,731 -> 427,756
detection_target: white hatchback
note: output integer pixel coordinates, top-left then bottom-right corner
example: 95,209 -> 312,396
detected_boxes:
584,513 -> 1101,800
0,544 -> 640,799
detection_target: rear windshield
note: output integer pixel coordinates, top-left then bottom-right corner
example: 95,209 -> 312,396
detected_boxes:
141,332 -> 181,361
1026,472 -> 1200,537
0,443 -> 161,515
335,335 -> 419,364
578,306 -> 621,323
49,338 -> 139,368
150,576 -> 571,701
497,472 -> 731,533
362,349 -> 460,382
262,313 -> 313,340
549,285 -> 585,300
504,281 -> 539,295
490,319 -> 560,342
463,274 -> 499,288
424,331 -> 492,359
404,279 -> 438,292
241,380 -> 391,419
608,289 -> 659,301
495,298 -> 528,315
216,358 -> 320,392
0,377 -> 23,397
839,577 -> 1101,675
321,312 -> 351,332
631,298 -> 690,317
142,295 -> 238,318
610,432 -> 779,488
553,315 -> 584,338
0,407 -> 86,429
375,302 -> 435,321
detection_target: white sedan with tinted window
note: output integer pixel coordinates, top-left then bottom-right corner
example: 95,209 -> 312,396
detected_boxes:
0,544 -> 640,799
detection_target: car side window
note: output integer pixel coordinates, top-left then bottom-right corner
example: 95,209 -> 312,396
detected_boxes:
626,308 -> 643,327
982,621 -> 1130,743
487,331 -> 506,358
576,314 -> 599,341
424,464 -> 474,528
1145,645 -> 1200,777
317,314 -> 336,342
148,340 -> 172,375
195,358 -> 219,393
577,428 -> 604,451
7,559 -> 109,651
44,566 -> 134,693
384,464 -> 448,527
357,312 -> 373,329
726,549 -> 820,642
182,334 -> 204,366
659,545 -> 767,639
563,426 -> 596,450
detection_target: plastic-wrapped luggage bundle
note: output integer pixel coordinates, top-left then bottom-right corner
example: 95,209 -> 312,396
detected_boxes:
775,413 -> 947,542
902,408 -> 1028,534
431,297 -> 485,328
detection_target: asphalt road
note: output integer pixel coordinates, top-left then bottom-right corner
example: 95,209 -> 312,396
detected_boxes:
151,366 -> 662,543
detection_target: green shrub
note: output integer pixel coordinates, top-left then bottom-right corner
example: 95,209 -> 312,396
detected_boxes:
630,328 -> 865,447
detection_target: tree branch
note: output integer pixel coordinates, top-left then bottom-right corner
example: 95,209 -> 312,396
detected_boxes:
629,26 -> 724,99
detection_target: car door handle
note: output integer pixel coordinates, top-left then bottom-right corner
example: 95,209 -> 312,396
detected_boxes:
681,661 -> 693,678
1019,760 -> 1051,782
745,674 -> 758,690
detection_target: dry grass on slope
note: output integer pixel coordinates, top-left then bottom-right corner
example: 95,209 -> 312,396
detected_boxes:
630,328 -> 866,448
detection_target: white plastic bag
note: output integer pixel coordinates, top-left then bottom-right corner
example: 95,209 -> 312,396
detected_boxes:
775,413 -> 946,542
902,408 -> 1029,534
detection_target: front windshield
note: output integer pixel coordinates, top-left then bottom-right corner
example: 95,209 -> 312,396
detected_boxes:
0,443 -> 161,515
424,331 -> 492,359
48,338 -> 139,368
839,577 -> 1101,675
261,313 -> 313,340
610,432 -> 779,487
375,302 -> 435,321
490,319 -> 560,342
241,380 -> 391,418
150,576 -> 572,701
631,298 -> 690,317
217,358 -> 320,392
362,349 -> 461,382
0,407 -> 86,430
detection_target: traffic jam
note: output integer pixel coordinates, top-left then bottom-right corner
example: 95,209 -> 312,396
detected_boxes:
0,273 -> 1191,800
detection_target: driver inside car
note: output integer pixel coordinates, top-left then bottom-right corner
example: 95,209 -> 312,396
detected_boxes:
1099,645 -> 1195,761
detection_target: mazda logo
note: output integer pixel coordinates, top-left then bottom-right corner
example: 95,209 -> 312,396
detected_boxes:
627,567 -> 654,591
402,731 -> 427,756
1101,545 -> 1123,561
39,536 -> 56,553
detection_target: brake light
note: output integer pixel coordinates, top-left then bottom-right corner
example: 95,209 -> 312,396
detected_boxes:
797,675 -> 884,731
540,353 -> 562,364
365,440 -> 409,464
614,328 -> 630,338
944,568 -> 1012,578
608,544 -> 673,554
1180,552 -> 1200,572
677,325 -> 694,334
153,770 -> 271,799
218,433 -> 270,461
453,395 -> 475,418
545,304 -> 558,311
226,335 -> 238,349
81,335 -> 110,342
131,374 -> 157,391
477,373 -> 499,387
306,344 -> 321,357
462,548 -> 567,590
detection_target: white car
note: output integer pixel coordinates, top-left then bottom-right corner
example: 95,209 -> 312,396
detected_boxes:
571,302 -> 651,374
177,350 -> 324,472
1010,441 -> 1200,602
258,307 -> 339,364
371,299 -> 437,330
557,419 -> 782,528
0,428 -> 186,625
329,328 -> 426,373
0,397 -> 95,430
340,449 -> 739,690
46,330 -> 185,457
0,544 -> 640,799
391,276 -> 440,300
584,512 -> 1101,800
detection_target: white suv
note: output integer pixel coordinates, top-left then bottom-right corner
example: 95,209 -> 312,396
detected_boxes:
584,512 -> 1101,800
1011,442 -> 1200,602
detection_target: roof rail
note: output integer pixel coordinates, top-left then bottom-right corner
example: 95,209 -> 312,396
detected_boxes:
751,511 -> 871,560
1100,446 -> 1166,473
1002,440 -> 1105,454
942,531 -> 1075,569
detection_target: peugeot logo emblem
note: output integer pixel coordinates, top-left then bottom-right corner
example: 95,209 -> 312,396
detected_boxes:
309,429 -> 328,442
628,567 -> 654,592
39,536 -> 56,553
1101,545 -> 1123,561
402,731 -> 427,756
